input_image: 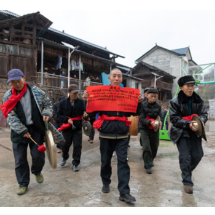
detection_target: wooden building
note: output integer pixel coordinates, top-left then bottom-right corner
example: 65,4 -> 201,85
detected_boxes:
0,10 -> 131,95
132,62 -> 176,102
0,10 -> 135,127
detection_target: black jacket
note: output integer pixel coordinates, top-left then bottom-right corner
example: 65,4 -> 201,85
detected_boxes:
57,97 -> 85,131
139,100 -> 162,130
11,84 -> 45,142
53,102 -> 60,122
169,90 -> 208,143
88,103 -> 141,138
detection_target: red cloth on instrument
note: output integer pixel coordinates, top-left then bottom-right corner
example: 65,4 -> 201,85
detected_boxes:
58,116 -> 83,131
182,114 -> 198,121
0,82 -> 27,118
93,115 -> 132,129
38,145 -> 46,152
146,116 -> 155,129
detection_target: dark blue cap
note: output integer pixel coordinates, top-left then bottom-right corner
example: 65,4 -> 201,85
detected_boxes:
7,69 -> 24,83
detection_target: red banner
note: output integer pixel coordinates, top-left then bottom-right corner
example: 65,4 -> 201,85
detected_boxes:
86,85 -> 140,113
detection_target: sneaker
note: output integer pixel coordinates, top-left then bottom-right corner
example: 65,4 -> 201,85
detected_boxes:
146,168 -> 152,174
60,159 -> 67,166
102,184 -> 110,193
184,185 -> 193,194
72,165 -> 79,172
57,149 -> 62,153
17,187 -> 28,195
90,140 -> 94,144
119,193 -> 136,203
35,174 -> 44,183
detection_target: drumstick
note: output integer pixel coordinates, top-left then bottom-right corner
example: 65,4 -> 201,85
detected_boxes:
29,136 -> 39,146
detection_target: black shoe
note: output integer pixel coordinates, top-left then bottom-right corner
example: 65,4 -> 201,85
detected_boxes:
146,168 -> 152,174
102,184 -> 110,193
60,159 -> 66,166
72,165 -> 79,172
119,193 -> 136,203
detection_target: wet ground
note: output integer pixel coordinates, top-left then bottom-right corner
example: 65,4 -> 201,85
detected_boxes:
1,121 -> 215,207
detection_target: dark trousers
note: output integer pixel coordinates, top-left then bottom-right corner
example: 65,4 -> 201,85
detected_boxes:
62,129 -> 82,166
89,127 -> 95,140
140,129 -> 159,169
12,125 -> 45,188
176,133 -> 203,186
53,122 -> 62,149
161,121 -> 169,130
99,137 -> 130,195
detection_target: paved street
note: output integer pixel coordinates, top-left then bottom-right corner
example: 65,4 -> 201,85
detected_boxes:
1,121 -> 215,207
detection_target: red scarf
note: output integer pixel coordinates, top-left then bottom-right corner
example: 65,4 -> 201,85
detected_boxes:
182,114 -> 198,121
93,115 -> 132,129
0,82 -> 27,118
58,116 -> 83,131
146,116 -> 156,129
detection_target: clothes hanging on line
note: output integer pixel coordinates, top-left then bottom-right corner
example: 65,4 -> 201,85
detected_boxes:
55,56 -> 62,70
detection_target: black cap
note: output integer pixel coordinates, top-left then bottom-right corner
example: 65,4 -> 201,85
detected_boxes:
147,88 -> 158,94
144,87 -> 150,93
178,75 -> 195,87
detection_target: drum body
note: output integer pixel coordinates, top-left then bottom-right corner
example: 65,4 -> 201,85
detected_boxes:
128,115 -> 139,136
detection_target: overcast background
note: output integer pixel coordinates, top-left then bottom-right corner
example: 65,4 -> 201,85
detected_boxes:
12,9 -> 215,68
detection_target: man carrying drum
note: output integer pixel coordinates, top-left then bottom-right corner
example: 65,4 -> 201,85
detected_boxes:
0,69 -> 53,195
169,76 -> 208,194
57,84 -> 87,172
83,68 -> 143,203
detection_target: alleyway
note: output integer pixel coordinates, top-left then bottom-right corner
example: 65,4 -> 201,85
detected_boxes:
1,121 -> 215,207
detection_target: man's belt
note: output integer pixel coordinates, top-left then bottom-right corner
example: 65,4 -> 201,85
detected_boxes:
93,115 -> 131,129
58,116 -> 82,131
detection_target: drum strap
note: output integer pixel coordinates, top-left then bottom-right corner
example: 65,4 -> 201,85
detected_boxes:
93,115 -> 131,129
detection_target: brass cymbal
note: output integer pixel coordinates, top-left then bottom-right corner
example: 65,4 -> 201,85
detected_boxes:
154,116 -> 160,132
192,115 -> 203,138
45,130 -> 57,169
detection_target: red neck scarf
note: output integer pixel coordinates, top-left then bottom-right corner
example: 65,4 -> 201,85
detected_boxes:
93,115 -> 132,129
0,82 -> 27,118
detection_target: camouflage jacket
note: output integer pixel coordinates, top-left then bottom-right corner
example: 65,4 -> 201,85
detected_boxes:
3,85 -> 53,135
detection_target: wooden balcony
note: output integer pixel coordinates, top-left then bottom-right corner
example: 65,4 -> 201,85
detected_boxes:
156,80 -> 172,91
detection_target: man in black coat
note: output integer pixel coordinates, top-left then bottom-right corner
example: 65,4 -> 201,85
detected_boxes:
139,88 -> 162,174
57,84 -> 87,172
83,68 -> 143,203
169,75 -> 208,194
53,96 -> 65,153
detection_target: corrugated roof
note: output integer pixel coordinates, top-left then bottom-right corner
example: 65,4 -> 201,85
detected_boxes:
135,45 -> 191,63
171,47 -> 189,55
0,10 -> 19,17
0,10 -> 124,58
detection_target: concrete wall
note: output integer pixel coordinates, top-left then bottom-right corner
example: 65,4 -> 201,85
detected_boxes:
123,76 -> 143,94
141,48 -> 182,96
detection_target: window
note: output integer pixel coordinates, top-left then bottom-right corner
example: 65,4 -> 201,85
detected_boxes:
135,82 -> 139,89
